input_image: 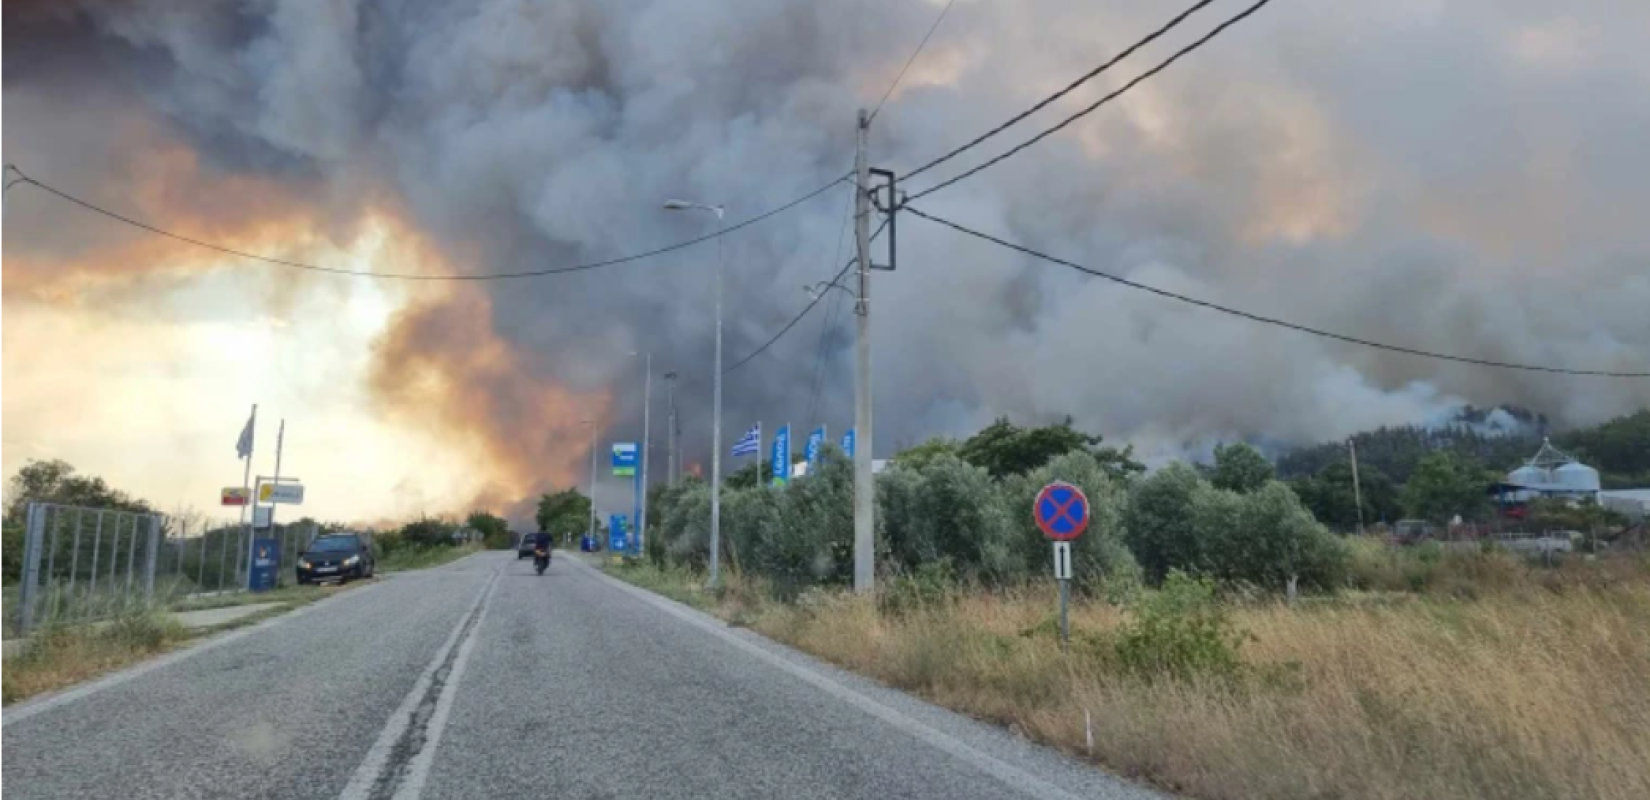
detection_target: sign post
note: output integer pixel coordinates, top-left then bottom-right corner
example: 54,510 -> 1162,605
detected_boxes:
1033,481 -> 1089,653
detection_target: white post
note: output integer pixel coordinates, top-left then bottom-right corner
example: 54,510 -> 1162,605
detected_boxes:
708,212 -> 726,587
267,421 -> 286,532
240,404 -> 257,588
639,352 -> 652,555
587,420 -> 598,547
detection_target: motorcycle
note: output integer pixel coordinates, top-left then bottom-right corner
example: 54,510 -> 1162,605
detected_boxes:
533,547 -> 550,575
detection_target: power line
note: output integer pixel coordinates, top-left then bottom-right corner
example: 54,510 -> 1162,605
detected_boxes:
3,164 -> 848,281
904,206 -> 1650,378
905,0 -> 1273,202
806,192 -> 857,423
900,0 -> 1220,184
725,219 -> 889,375
866,0 -> 959,126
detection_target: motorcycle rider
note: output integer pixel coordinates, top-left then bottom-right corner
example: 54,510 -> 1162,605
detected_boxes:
530,530 -> 553,572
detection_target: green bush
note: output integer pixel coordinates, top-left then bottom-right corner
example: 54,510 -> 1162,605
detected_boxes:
1124,462 -> 1210,585
660,482 -> 712,567
722,484 -> 782,574
1100,572 -> 1249,682
763,449 -> 855,598
1207,481 -> 1349,591
1129,465 -> 1348,591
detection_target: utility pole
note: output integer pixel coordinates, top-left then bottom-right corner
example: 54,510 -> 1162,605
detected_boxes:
585,419 -> 598,547
638,352 -> 652,556
1349,438 -> 1366,535
852,108 -> 875,594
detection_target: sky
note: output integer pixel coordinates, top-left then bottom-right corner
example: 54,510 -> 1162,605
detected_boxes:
3,0 -> 1647,526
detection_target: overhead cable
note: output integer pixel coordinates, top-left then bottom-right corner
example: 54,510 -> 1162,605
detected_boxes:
904,206 -> 1650,378
900,0 -> 1222,183
905,0 -> 1273,202
725,219 -> 889,374
3,164 -> 848,282
866,0 -> 960,126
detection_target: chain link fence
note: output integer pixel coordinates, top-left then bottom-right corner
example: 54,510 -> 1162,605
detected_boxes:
10,501 -> 319,636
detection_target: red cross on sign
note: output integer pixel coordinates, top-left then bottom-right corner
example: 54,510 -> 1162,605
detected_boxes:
1034,482 -> 1089,541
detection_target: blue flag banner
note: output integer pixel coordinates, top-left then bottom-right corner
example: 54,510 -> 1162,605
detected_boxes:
771,425 -> 790,486
806,426 -> 826,467
841,429 -> 855,460
732,423 -> 761,457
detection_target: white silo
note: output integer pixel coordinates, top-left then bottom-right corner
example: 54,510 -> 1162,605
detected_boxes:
1554,462 -> 1601,494
1508,464 -> 1548,486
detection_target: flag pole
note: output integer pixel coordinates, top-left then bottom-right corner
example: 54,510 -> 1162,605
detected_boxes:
239,405 -> 256,589
268,420 -> 286,544
756,421 -> 762,488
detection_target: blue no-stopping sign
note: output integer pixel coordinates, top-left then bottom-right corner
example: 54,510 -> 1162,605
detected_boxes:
1034,482 -> 1089,541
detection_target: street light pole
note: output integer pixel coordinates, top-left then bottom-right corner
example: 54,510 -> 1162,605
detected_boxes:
663,199 -> 726,587
638,352 -> 652,556
584,419 -> 598,548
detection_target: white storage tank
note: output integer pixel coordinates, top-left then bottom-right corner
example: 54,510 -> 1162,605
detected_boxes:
1508,465 -> 1548,486
1554,462 -> 1601,493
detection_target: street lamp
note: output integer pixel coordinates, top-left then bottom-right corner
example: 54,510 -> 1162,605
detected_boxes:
663,198 -> 725,587
629,350 -> 652,557
582,418 -> 598,549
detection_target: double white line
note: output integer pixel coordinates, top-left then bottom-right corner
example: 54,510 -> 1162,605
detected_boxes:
338,564 -> 501,800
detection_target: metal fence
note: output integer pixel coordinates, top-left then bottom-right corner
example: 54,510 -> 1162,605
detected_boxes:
12,501 -> 320,635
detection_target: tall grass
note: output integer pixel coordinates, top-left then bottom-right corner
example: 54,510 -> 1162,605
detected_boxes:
612,560 -> 1650,800
2,611 -> 188,704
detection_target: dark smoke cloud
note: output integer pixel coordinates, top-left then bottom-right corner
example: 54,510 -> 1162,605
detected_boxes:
5,0 -> 1647,510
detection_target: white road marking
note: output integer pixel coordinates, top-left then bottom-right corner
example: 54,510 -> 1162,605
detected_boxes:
337,564 -> 500,800
391,565 -> 499,799
567,556 -> 1100,800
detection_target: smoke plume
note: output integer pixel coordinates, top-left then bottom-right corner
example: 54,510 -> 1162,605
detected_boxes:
5,0 -> 1647,521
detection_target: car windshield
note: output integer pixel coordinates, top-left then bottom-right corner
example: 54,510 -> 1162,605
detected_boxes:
309,536 -> 359,553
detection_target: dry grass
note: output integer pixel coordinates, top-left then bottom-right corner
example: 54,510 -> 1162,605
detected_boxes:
613,561 -> 1650,800
3,577 -> 364,705
2,613 -> 189,705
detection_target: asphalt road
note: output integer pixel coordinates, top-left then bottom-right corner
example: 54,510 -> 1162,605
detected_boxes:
3,552 -> 1160,800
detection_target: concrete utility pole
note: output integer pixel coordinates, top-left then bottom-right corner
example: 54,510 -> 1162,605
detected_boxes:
1349,438 -> 1366,535
638,351 -> 652,555
852,108 -> 875,594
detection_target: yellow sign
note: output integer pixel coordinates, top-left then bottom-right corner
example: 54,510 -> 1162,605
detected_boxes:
257,482 -> 305,504
221,487 -> 249,506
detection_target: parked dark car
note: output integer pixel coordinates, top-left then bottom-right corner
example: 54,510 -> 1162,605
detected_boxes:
517,534 -> 539,559
297,534 -> 375,584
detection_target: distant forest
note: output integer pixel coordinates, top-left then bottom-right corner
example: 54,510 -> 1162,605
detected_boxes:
1278,407 -> 1650,490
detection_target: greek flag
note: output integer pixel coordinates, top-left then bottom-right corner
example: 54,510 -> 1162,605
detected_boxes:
731,423 -> 761,456
235,405 -> 256,460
